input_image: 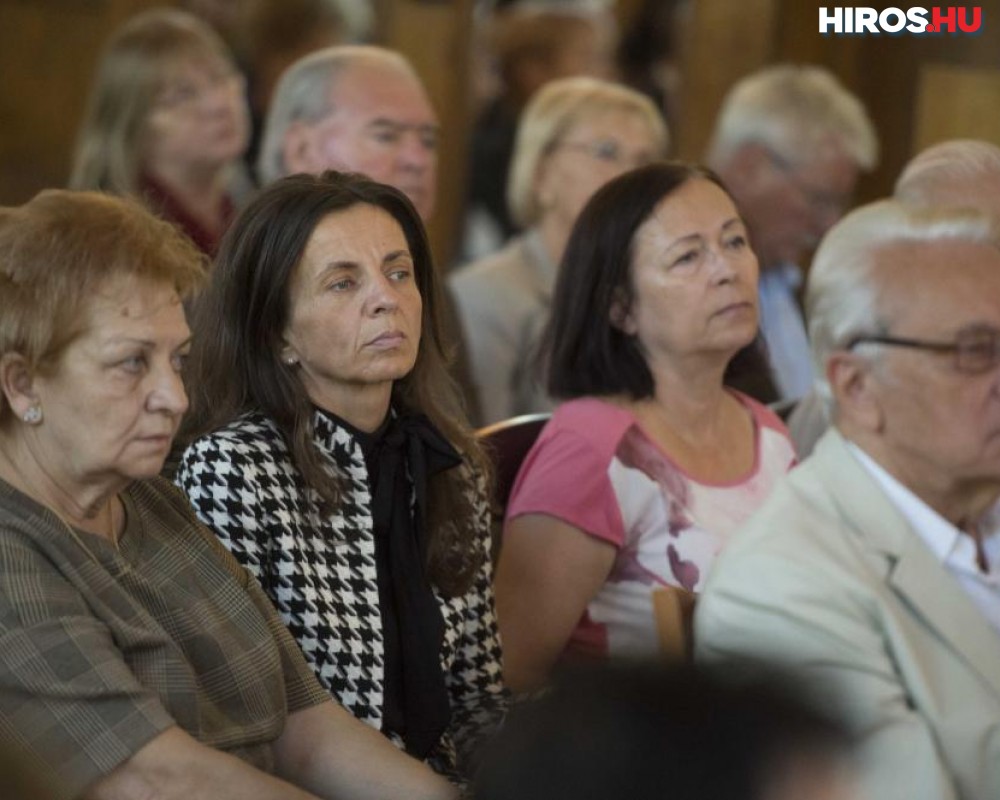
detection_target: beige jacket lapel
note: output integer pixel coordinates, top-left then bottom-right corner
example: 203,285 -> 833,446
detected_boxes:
811,429 -> 1000,699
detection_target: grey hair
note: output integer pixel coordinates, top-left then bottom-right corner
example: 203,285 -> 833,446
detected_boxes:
256,45 -> 418,185
707,64 -> 878,171
895,139 -> 1000,207
807,200 -> 1000,405
507,76 -> 668,227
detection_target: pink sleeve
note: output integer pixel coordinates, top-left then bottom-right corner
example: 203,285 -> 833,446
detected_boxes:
505,428 -> 626,548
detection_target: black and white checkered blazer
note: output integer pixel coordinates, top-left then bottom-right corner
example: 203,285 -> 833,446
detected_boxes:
175,409 -> 506,776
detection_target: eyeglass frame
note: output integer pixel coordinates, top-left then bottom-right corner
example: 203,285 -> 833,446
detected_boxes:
153,65 -> 244,113
547,138 -> 656,172
846,326 -> 1000,375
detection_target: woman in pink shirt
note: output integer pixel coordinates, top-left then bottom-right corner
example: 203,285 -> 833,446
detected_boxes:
496,162 -> 796,692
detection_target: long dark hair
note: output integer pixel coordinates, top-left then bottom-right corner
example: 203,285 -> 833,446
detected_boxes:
183,170 -> 488,594
543,161 -> 729,400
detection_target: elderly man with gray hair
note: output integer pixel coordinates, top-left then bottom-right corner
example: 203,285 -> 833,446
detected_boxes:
257,43 -> 485,418
257,44 -> 439,219
696,199 -> 1000,800
788,138 -> 1000,456
708,64 -> 878,403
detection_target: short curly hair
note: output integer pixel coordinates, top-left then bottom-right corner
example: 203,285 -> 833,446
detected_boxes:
0,189 -> 205,420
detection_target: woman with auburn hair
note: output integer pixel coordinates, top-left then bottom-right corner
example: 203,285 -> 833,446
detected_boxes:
0,189 -> 454,800
176,170 -> 506,780
70,8 -> 249,254
496,162 -> 797,693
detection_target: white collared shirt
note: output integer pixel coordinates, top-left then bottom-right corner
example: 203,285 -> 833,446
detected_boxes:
848,443 -> 1000,635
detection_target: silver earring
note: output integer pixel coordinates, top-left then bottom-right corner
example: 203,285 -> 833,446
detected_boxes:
22,404 -> 42,425
284,355 -> 298,366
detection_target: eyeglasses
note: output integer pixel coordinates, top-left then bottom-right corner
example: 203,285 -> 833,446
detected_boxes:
155,67 -> 243,112
766,149 -> 849,218
552,139 -> 655,171
847,327 -> 1000,374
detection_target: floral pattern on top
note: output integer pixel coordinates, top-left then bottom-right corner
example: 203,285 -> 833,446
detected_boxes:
506,395 -> 797,660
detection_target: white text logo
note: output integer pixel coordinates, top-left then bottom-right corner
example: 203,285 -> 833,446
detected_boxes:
819,6 -> 983,34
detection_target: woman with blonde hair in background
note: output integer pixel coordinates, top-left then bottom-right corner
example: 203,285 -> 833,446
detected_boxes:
450,76 -> 668,425
71,8 -> 249,255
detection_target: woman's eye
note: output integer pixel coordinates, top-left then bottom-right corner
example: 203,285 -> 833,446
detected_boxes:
328,278 -> 354,291
171,351 -> 190,373
389,268 -> 412,282
726,235 -> 748,249
672,250 -> 699,267
119,355 -> 147,374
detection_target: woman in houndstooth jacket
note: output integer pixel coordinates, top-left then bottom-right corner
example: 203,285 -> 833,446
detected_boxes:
175,170 -> 507,780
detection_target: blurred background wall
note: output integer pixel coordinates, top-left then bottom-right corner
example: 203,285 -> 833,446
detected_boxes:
2,0 -> 998,266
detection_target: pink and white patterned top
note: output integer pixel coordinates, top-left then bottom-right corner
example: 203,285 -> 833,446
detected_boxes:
505,394 -> 796,660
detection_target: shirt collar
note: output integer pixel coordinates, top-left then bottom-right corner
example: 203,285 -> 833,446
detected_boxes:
847,441 -> 1000,577
759,262 -> 804,292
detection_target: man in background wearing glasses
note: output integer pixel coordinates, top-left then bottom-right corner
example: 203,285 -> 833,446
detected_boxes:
788,139 -> 1000,457
707,65 -> 878,403
697,199 -> 1000,800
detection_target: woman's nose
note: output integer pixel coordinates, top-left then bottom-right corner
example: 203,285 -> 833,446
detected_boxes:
366,274 -> 400,315
148,364 -> 189,415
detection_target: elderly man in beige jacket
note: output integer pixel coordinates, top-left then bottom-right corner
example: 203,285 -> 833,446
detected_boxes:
697,199 -> 1000,800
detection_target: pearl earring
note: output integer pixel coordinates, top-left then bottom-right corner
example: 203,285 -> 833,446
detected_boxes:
22,404 -> 42,425
283,355 -> 298,366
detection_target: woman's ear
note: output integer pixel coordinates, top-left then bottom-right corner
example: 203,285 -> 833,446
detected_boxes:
609,289 -> 637,336
0,352 -> 40,420
532,152 -> 557,214
279,341 -> 300,367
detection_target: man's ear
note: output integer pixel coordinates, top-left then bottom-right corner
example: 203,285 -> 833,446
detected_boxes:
826,350 -> 885,433
609,289 -> 637,336
0,352 -> 39,420
725,142 -> 774,190
282,121 -> 318,176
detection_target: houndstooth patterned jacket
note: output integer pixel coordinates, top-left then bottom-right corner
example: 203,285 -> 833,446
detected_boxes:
175,409 -> 507,777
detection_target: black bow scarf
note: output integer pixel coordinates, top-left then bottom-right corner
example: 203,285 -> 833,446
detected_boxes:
332,408 -> 462,758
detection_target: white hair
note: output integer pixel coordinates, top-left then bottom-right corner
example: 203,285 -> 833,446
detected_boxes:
807,200 -> 1000,405
256,45 -> 419,185
707,64 -> 878,170
895,139 -> 1000,207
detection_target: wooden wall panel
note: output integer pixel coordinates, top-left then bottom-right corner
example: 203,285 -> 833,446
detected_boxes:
915,65 -> 1000,152
674,0 -> 779,161
381,0 -> 475,269
0,0 -> 162,204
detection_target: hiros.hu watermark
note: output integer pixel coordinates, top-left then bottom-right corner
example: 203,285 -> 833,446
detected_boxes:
819,6 -> 983,34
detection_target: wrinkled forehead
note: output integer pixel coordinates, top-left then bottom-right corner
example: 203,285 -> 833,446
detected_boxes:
83,273 -> 187,332
331,61 -> 437,124
873,237 -> 1000,327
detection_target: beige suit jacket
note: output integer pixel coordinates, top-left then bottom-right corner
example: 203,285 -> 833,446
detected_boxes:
696,429 -> 1000,800
449,230 -> 557,426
